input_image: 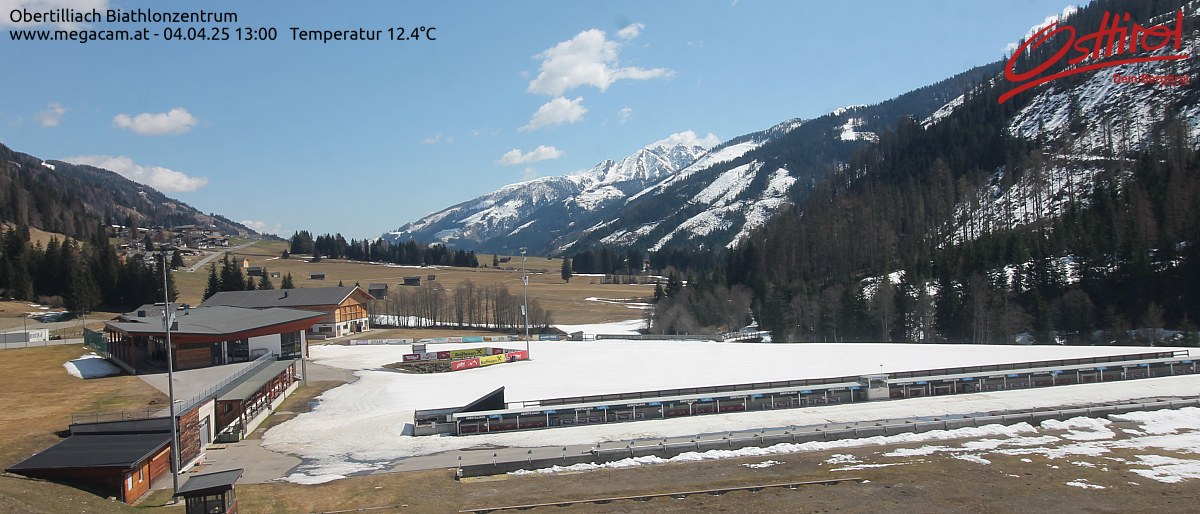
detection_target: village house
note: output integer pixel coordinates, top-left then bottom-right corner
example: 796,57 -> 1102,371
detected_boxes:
200,286 -> 372,338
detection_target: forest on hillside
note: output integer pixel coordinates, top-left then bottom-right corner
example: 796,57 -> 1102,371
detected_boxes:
612,0 -> 1200,345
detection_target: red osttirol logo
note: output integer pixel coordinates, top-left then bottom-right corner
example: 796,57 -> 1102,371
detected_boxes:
1000,10 -> 1190,104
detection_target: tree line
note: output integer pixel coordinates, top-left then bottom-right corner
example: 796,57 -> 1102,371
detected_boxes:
370,279 -> 551,331
0,224 -> 177,312
288,230 -> 479,268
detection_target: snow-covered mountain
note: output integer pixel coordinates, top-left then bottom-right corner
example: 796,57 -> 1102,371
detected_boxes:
383,63 -> 1001,255
382,131 -> 717,254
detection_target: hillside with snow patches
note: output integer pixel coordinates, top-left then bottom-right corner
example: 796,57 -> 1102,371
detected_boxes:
930,8 -> 1200,248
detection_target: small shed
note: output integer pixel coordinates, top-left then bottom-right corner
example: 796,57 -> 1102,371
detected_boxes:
403,276 -> 421,286
310,272 -> 326,280
246,267 -> 264,277
426,274 -> 437,282
368,283 -> 389,299
175,468 -> 243,514
270,271 -> 281,278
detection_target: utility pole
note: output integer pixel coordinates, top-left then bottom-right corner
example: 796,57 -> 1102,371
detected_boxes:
521,248 -> 530,354
161,248 -> 181,502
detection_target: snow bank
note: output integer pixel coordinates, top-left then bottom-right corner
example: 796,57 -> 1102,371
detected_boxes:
64,353 -> 121,379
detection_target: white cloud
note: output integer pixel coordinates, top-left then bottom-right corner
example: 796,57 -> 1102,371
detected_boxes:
36,102 -> 65,127
422,133 -> 454,144
521,97 -> 587,132
618,107 -> 633,124
112,107 -> 198,136
653,130 -> 721,150
527,28 -> 673,96
62,155 -> 209,193
521,167 -> 539,181
0,0 -> 108,27
241,220 -> 284,236
497,145 -> 564,166
617,23 -> 644,40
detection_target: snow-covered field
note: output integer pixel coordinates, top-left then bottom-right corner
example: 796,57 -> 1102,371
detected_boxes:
261,322 -> 1199,483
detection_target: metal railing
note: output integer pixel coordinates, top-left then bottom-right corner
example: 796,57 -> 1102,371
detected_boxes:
174,352 -> 277,414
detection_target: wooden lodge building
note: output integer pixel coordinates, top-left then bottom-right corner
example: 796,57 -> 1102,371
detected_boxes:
201,286 -> 372,339
9,358 -> 304,504
7,418 -> 173,504
104,304 -> 324,374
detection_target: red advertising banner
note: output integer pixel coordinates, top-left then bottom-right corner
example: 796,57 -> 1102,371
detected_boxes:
505,350 -> 529,361
402,354 -> 421,362
491,347 -> 505,355
436,351 -> 451,360
451,358 -> 481,371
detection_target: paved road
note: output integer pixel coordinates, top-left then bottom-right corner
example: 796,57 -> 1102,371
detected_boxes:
188,242 -> 257,272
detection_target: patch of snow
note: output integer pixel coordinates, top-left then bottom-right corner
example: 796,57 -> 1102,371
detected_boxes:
1128,454 -> 1200,484
839,117 -> 877,142
831,462 -> 917,471
1065,479 -> 1104,490
955,454 -> 992,465
64,353 -> 121,379
1040,417 -> 1116,441
823,454 -> 861,465
743,460 -> 783,469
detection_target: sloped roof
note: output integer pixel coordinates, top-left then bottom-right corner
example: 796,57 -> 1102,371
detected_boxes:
200,286 -> 367,309
7,433 -> 170,471
107,306 -> 324,336
175,468 -> 243,496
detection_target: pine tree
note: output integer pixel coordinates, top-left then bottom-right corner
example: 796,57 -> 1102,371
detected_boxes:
203,263 -> 220,300
258,268 -> 274,290
170,249 -> 184,269
281,272 -> 295,289
561,258 -> 572,283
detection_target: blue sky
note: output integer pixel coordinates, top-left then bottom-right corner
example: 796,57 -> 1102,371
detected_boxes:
0,0 -> 1080,239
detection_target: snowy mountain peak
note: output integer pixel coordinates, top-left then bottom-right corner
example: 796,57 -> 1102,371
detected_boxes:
383,130 -> 716,253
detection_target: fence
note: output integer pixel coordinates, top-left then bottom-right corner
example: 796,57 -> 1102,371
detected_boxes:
174,352 -> 277,414
0,338 -> 83,350
456,396 -> 1200,477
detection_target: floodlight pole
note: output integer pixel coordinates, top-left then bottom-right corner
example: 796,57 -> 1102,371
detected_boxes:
521,248 -> 529,354
161,248 -> 181,500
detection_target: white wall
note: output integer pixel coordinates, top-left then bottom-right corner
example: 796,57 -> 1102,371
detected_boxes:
248,334 -> 282,357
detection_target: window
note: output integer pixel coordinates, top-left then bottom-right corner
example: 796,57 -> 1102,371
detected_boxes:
280,331 -> 302,359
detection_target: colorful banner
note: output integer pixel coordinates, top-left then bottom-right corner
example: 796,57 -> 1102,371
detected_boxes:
490,347 -> 506,355
449,348 -> 489,359
463,336 -> 484,343
436,351 -> 451,360
451,358 -> 480,371
479,354 -> 505,367
505,350 -> 529,361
